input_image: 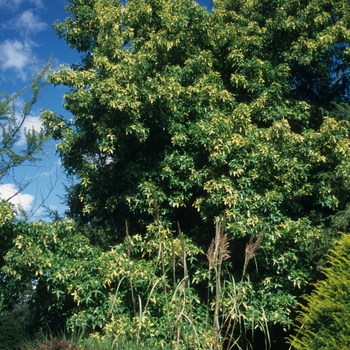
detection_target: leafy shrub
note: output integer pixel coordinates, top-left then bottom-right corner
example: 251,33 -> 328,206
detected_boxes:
289,233 -> 350,349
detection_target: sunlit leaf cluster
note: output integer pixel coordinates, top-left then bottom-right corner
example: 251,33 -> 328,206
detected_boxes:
1,0 -> 349,347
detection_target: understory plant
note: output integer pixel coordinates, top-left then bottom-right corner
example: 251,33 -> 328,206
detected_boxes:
2,200 -> 293,349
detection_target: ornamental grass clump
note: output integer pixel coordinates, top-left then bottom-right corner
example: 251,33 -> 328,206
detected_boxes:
206,221 -> 266,350
207,219 -> 231,349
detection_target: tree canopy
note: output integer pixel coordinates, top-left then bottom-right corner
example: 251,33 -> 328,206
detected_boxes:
28,0 -> 350,346
45,0 -> 350,238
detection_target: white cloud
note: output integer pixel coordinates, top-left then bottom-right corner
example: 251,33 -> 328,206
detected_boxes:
30,0 -> 44,7
0,0 -> 43,11
0,39 -> 35,79
0,0 -> 24,9
5,10 -> 48,35
0,183 -> 34,211
40,159 -> 62,178
22,114 -> 43,133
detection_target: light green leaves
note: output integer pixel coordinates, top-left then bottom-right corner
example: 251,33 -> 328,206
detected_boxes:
42,0 -> 350,344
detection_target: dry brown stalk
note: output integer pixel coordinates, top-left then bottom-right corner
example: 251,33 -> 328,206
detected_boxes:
224,231 -> 264,349
125,220 -> 131,257
125,220 -> 136,320
207,219 -> 231,271
245,231 -> 264,262
207,219 -> 230,350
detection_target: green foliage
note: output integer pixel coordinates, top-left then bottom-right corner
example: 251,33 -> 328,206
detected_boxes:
1,214 -> 209,346
0,62 -> 53,310
1,209 -> 286,349
44,0 -> 350,241
41,0 -> 350,346
289,233 -> 350,350
0,201 -> 16,267
0,201 -> 25,312
2,218 -> 103,332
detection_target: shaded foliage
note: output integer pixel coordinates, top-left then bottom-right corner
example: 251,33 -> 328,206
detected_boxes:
0,0 -> 348,348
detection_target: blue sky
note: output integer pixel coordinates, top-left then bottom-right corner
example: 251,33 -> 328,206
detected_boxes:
0,0 -> 212,219
0,0 -> 80,218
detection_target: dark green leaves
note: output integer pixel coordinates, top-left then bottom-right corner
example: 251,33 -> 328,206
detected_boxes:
43,0 -> 350,343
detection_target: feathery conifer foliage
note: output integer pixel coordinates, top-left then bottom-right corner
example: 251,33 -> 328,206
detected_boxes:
1,62 -> 51,190
289,233 -> 350,350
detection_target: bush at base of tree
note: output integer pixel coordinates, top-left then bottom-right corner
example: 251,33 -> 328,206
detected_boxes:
289,233 -> 350,350
1,202 -> 294,349
0,306 -> 32,350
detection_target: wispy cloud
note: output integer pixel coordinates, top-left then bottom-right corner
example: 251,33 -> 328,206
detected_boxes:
0,183 -> 34,211
0,39 -> 40,81
0,5 -> 48,80
5,10 -> 48,36
0,97 -> 44,146
0,0 -> 43,11
0,0 -> 24,10
22,114 -> 43,133
40,159 -> 62,178
0,39 -> 36,80
9,96 -> 45,145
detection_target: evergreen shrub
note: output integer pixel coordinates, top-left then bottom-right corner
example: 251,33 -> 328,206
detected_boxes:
0,307 -> 27,350
289,233 -> 350,350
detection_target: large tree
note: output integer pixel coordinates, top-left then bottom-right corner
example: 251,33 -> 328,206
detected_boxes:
43,0 -> 350,344
46,0 -> 350,236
